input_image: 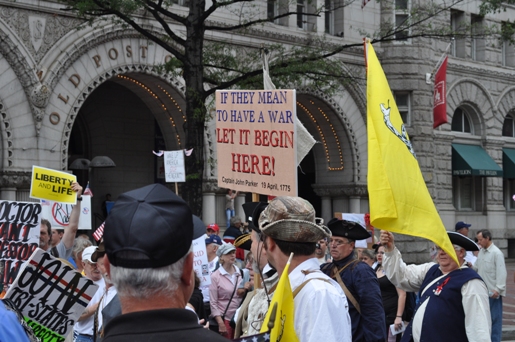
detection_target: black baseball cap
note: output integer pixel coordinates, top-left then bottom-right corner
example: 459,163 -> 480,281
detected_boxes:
455,221 -> 471,231
104,184 -> 193,269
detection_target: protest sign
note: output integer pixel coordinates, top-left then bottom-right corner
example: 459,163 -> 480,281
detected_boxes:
164,150 -> 186,183
0,201 -> 41,290
40,196 -> 92,230
30,166 -> 77,204
192,235 -> 210,287
5,248 -> 99,342
216,90 -> 297,196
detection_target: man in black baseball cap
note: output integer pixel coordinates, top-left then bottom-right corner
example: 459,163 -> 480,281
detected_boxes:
101,184 -> 226,342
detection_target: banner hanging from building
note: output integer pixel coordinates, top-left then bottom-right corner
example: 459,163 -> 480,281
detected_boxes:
216,90 -> 297,196
30,166 -> 77,204
0,201 -> 41,290
5,248 -> 99,342
433,56 -> 448,128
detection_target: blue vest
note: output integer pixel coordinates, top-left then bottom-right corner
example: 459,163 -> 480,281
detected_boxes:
401,264 -> 482,342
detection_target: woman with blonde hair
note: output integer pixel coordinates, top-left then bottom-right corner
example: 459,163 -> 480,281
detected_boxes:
209,244 -> 244,339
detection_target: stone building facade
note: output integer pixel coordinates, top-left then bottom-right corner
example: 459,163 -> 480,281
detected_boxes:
0,0 -> 514,261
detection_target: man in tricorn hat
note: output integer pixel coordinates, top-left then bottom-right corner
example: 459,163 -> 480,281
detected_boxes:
321,219 -> 386,342
380,230 -> 491,342
257,197 -> 351,341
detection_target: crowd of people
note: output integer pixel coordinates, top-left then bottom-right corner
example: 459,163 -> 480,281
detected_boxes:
0,182 -> 509,342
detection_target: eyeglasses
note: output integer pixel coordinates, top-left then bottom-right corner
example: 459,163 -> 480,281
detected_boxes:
329,239 -> 352,246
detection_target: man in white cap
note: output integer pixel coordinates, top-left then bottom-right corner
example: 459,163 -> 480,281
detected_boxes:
380,230 -> 491,342
73,245 -> 105,342
257,196 -> 352,342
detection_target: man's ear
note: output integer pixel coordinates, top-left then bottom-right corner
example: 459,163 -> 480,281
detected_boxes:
181,252 -> 194,286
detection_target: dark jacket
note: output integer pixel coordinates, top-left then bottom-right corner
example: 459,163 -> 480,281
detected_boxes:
322,253 -> 386,342
103,308 -> 227,342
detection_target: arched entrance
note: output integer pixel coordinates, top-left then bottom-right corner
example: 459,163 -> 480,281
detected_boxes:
68,72 -> 187,224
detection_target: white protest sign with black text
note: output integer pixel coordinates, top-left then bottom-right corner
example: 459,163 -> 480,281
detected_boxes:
5,248 -> 99,342
192,235 -> 210,287
0,201 -> 41,290
164,150 -> 186,183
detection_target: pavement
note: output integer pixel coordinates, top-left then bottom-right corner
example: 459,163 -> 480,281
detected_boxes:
504,259 -> 515,340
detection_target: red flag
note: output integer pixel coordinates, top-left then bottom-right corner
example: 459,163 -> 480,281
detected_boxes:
433,56 -> 448,128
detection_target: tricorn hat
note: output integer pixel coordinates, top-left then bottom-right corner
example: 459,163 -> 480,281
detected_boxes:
327,218 -> 371,241
234,233 -> 252,251
447,231 -> 479,251
258,196 -> 331,243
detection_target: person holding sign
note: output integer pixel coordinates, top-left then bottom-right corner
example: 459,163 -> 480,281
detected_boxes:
101,184 -> 227,342
39,182 -> 83,259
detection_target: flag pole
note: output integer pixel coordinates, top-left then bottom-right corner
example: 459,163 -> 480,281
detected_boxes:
430,41 -> 453,77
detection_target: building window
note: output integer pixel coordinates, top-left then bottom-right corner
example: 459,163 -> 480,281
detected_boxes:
451,107 -> 473,133
325,0 -> 334,34
501,22 -> 515,67
394,92 -> 411,125
394,0 -> 410,41
267,0 -> 278,23
453,176 -> 483,211
325,0 -> 344,36
451,10 -> 466,58
172,0 -> 189,6
504,178 -> 515,210
503,112 -> 515,137
471,15 -> 485,62
297,0 -> 307,30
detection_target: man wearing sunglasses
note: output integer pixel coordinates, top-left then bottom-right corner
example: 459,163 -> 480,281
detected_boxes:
380,230 -> 490,342
321,219 -> 386,342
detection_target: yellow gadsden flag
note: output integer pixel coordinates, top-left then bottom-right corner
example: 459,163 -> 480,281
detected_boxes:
365,41 -> 458,265
260,253 -> 299,342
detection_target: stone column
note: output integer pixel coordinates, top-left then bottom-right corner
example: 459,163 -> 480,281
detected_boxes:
0,171 -> 32,201
0,188 -> 16,201
484,138 -> 507,255
433,133 -> 456,227
321,196 -> 332,223
235,193 -> 246,222
202,179 -> 219,224
349,196 -> 360,213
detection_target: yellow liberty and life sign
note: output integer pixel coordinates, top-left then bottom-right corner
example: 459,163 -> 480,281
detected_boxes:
30,166 -> 77,204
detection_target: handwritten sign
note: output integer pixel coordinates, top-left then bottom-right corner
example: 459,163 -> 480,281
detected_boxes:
192,235 -> 210,287
164,151 -> 186,183
40,196 -> 92,230
216,90 -> 297,196
0,201 -> 41,289
5,249 -> 99,342
30,166 -> 77,204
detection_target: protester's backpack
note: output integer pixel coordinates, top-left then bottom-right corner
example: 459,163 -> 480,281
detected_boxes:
2,298 -> 41,342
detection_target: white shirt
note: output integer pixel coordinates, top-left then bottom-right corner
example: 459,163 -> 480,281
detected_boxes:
289,258 -> 352,342
74,277 -> 105,335
465,251 -> 477,265
96,285 -> 117,331
383,248 -> 491,342
474,242 -> 507,297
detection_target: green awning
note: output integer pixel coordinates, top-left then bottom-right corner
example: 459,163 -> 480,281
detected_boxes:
452,144 -> 503,177
503,148 -> 515,179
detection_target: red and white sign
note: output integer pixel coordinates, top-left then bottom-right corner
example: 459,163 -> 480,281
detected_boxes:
216,90 -> 297,197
